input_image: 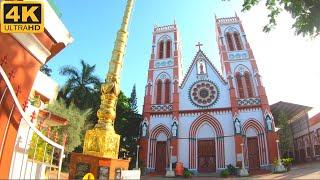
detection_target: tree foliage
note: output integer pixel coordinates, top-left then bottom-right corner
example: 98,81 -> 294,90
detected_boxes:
130,84 -> 138,113
40,64 -> 52,76
239,0 -> 320,37
274,110 -> 293,158
46,99 -> 91,152
58,60 -> 101,129
56,59 -> 142,169
115,91 -> 142,168
58,60 -> 101,111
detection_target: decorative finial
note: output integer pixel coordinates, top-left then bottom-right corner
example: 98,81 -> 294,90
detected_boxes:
196,42 -> 203,51
235,11 -> 238,17
174,18 -> 176,25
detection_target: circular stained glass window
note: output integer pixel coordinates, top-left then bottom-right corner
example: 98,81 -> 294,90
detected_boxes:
189,80 -> 219,107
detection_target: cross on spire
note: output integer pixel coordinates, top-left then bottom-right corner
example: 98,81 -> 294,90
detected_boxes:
196,42 -> 203,51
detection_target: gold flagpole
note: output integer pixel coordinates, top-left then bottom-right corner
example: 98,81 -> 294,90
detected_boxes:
83,0 -> 135,159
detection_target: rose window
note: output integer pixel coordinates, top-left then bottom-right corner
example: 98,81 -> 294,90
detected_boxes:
189,81 -> 219,107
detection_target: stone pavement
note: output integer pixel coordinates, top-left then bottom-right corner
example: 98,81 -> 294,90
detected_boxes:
142,161 -> 320,179
253,161 -> 320,179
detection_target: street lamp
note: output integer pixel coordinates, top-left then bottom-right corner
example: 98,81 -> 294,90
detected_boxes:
274,139 -> 286,172
165,146 -> 175,177
135,145 -> 140,169
239,143 -> 249,176
276,140 -> 280,162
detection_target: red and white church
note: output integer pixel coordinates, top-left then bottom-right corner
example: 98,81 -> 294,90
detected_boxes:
139,16 -> 279,173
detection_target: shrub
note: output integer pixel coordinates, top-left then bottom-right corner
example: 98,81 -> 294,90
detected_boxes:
282,158 -> 293,171
220,169 -> 230,178
183,168 -> 192,178
282,158 -> 293,166
227,164 -> 236,175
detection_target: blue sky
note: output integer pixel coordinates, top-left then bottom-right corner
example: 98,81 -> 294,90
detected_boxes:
48,1 -> 320,115
48,0 -> 243,112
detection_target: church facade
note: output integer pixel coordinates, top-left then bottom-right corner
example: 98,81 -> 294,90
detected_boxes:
139,16 -> 278,173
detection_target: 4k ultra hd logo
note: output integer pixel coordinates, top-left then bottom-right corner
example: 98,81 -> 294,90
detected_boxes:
0,1 -> 44,33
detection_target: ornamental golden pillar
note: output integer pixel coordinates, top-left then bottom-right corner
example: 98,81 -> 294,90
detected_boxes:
83,0 -> 135,159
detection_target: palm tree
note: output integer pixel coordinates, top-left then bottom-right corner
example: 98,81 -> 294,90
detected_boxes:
59,60 -> 101,110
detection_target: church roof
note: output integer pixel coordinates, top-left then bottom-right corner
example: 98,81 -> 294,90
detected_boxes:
180,49 -> 227,88
309,112 -> 320,126
270,101 -> 312,122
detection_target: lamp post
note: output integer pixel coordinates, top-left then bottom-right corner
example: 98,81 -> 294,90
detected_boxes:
276,140 -> 280,162
169,146 -> 173,171
135,145 -> 140,169
240,143 -> 245,169
166,146 -> 175,177
274,139 -> 286,172
239,143 -> 249,176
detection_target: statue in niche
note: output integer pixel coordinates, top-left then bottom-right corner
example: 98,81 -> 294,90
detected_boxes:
198,60 -> 206,74
172,122 -> 178,137
234,119 -> 241,134
141,123 -> 147,137
266,115 -> 273,131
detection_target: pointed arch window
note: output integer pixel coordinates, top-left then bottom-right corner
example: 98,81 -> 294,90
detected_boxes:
244,72 -> 254,97
164,79 -> 171,103
166,40 -> 172,58
226,32 -> 235,51
235,73 -> 244,98
234,32 -> 243,50
156,80 -> 162,104
158,41 -> 164,59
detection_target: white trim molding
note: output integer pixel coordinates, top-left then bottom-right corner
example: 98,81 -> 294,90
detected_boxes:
42,0 -> 74,45
11,33 -> 51,64
24,0 -> 74,46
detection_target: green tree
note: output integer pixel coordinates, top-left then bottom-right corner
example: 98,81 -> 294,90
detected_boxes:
58,60 -> 101,128
58,60 -> 101,110
130,84 -> 138,113
238,0 -> 320,37
275,110 -> 293,158
40,64 -> 52,76
114,91 -> 142,169
46,99 -> 92,152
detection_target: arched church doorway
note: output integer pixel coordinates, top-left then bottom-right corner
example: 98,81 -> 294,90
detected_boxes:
149,125 -> 172,173
197,123 -> 216,173
197,139 -> 216,172
242,119 -> 268,172
155,141 -> 167,172
247,136 -> 260,170
189,114 -> 225,173
155,132 -> 168,172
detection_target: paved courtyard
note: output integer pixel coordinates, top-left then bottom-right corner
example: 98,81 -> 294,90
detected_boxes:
253,161 -> 320,179
142,161 -> 320,179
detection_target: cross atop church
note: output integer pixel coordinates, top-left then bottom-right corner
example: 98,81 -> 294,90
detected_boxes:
196,42 -> 203,51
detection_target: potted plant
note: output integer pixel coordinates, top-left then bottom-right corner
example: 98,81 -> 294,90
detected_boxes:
183,168 -> 192,178
220,169 -> 230,178
282,158 -> 293,171
227,164 -> 236,176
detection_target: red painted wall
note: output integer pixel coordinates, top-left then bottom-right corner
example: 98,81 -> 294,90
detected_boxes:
0,28 -> 65,178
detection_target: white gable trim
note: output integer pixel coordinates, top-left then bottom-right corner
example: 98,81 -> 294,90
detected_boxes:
180,50 -> 227,88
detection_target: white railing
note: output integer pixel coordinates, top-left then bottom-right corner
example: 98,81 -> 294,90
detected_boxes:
227,50 -> 249,61
151,104 -> 173,112
154,24 -> 176,33
237,98 -> 261,106
0,66 -> 65,179
216,17 -> 238,24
